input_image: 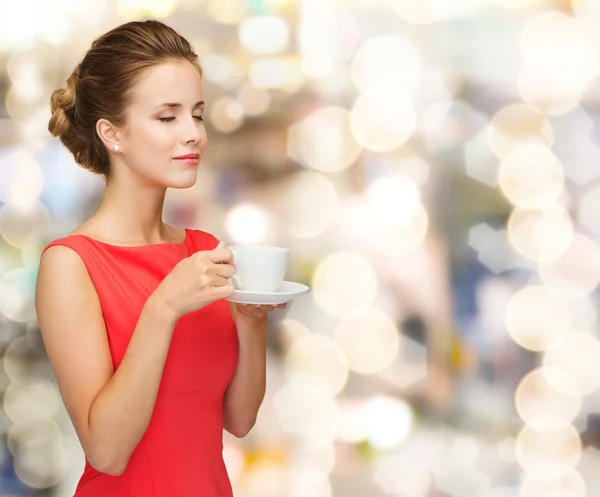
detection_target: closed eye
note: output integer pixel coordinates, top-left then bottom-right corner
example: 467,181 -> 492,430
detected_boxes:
159,116 -> 204,122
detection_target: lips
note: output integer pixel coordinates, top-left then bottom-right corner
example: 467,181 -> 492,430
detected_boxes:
173,153 -> 200,166
173,153 -> 200,160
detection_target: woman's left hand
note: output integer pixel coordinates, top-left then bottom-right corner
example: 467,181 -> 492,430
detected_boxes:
234,302 -> 287,321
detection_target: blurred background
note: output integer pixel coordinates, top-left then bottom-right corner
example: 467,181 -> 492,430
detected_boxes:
1,0 -> 600,495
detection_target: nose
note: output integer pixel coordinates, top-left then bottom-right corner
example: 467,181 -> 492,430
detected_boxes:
183,115 -> 202,145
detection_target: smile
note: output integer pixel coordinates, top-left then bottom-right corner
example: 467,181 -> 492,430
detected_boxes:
173,153 -> 200,166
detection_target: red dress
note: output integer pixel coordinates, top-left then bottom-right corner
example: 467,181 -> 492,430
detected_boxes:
41,228 -> 239,497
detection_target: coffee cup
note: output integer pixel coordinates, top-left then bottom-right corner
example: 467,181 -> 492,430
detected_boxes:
228,245 -> 290,292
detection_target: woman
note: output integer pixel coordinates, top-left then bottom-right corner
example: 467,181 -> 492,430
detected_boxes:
35,20 -> 284,496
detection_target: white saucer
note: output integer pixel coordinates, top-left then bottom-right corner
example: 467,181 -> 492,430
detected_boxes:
226,280 -> 309,305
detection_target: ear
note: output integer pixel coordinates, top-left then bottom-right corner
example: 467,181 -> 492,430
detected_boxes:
96,118 -> 121,152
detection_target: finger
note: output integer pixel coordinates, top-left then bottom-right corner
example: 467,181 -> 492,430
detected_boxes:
237,306 -> 260,316
208,247 -> 233,264
213,273 -> 235,287
239,304 -> 267,314
213,283 -> 235,298
212,263 -> 235,279
241,304 -> 263,311
256,305 -> 274,313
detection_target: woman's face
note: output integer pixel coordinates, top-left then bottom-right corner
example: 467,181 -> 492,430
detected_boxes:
116,59 -> 207,188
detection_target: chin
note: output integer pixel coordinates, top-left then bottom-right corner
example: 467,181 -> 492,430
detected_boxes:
165,170 -> 199,189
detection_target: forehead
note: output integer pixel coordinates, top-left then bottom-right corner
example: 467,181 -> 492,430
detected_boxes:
129,60 -> 203,109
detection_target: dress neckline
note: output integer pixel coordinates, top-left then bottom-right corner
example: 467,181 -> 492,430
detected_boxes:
67,228 -> 190,249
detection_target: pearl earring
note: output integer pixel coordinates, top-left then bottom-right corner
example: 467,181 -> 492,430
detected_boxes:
113,144 -> 120,152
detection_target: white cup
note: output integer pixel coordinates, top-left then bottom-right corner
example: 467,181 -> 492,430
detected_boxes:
228,245 -> 290,292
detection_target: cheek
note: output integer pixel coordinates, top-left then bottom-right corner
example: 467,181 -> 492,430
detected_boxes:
126,127 -> 176,176
133,123 -> 177,151
151,125 -> 179,150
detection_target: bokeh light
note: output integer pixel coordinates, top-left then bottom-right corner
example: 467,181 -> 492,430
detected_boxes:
498,143 -> 565,209
520,11 -> 598,88
237,84 -> 271,117
8,421 -> 69,489
3,381 -> 60,424
334,309 -> 400,374
505,285 -> 571,351
363,395 -> 413,449
282,171 -> 339,239
365,176 -> 421,229
206,0 -> 248,24
245,459 -> 285,496
542,331 -> 600,396
0,268 -> 36,323
494,0 -> 539,8
364,203 -> 429,257
287,462 -> 331,497
538,234 -> 600,299
515,423 -> 582,471
285,334 -> 349,397
209,97 -> 244,133
507,204 -> 574,263
225,203 -> 272,244
518,68 -> 584,116
350,35 -> 420,97
350,94 -> 416,152
274,384 -> 339,450
249,57 -> 305,91
238,15 -> 290,55
389,0 -> 484,23
389,0 -> 445,24
487,103 -> 554,159
4,335 -> 51,385
520,464 -> 586,497
223,444 -> 246,483
0,148 -> 44,208
312,252 -> 378,318
373,452 -> 432,496
297,0 -> 337,79
515,368 -> 581,430
202,54 -> 238,87
577,183 -> 600,239
287,106 -> 363,173
117,0 -> 176,18
0,202 -> 52,249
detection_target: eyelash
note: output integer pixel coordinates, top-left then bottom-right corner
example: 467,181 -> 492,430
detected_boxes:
159,116 -> 204,123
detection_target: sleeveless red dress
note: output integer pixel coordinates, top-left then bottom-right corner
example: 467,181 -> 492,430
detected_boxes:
40,228 -> 239,497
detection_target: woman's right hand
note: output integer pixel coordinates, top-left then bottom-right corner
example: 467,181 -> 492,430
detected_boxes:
150,240 -> 235,320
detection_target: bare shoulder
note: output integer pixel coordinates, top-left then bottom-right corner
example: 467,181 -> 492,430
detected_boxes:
36,242 -> 107,353
36,235 -> 104,328
37,243 -> 90,290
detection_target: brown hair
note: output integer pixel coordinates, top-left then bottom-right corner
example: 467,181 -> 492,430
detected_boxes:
48,20 -> 203,179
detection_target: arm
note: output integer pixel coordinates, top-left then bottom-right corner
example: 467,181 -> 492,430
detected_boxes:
35,246 -> 178,476
222,312 -> 268,438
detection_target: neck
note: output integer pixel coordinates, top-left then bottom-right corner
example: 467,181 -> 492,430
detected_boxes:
93,173 -> 170,244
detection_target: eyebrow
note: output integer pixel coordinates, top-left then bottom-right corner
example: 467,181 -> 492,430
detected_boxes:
154,100 -> 205,110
